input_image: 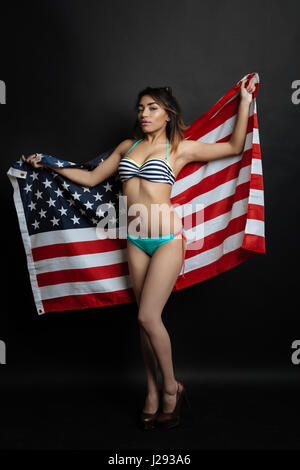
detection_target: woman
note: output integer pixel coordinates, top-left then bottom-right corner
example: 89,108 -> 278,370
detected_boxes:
22,78 -> 256,430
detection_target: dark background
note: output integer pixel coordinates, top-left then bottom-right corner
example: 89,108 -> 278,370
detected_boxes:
0,0 -> 299,452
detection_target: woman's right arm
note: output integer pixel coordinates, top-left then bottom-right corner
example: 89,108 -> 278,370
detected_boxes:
21,154 -> 96,186
21,139 -> 132,187
89,139 -> 132,187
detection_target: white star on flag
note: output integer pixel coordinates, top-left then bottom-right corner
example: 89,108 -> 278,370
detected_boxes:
28,201 -> 36,211
58,206 -> 68,216
103,182 -> 112,192
51,216 -> 60,226
46,197 -> 56,207
39,209 -> 47,218
42,179 -> 52,188
32,220 -> 40,230
35,190 -> 43,199
84,200 -> 94,210
72,191 -> 81,201
30,171 -> 39,181
71,215 -> 80,224
54,188 -> 64,197
93,192 -> 103,201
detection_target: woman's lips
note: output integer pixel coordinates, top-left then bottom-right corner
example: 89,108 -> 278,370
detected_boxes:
141,122 -> 150,125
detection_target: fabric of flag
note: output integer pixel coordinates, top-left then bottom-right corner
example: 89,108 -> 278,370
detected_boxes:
7,72 -> 265,315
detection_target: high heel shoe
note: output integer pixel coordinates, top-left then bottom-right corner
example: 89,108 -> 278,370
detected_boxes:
140,409 -> 159,430
139,389 -> 161,430
156,381 -> 191,430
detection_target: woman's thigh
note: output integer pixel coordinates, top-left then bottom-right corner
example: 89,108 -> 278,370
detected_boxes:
138,236 -> 186,322
127,239 -> 152,306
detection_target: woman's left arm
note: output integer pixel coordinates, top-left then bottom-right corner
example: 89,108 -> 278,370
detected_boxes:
182,78 -> 256,163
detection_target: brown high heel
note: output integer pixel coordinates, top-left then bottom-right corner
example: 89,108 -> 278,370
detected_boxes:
140,409 -> 160,430
139,389 -> 161,430
156,381 -> 191,429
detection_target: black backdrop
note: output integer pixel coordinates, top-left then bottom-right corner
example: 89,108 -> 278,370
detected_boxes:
0,0 -> 300,453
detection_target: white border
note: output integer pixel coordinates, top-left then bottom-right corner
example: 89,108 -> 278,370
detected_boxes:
7,168 -> 45,315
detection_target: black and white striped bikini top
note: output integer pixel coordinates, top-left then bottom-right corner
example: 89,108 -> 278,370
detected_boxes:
118,138 -> 176,186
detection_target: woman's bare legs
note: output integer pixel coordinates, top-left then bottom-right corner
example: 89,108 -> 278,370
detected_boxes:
127,233 -> 187,413
139,325 -> 160,412
137,236 -> 187,412
127,240 -> 160,413
139,321 -> 180,412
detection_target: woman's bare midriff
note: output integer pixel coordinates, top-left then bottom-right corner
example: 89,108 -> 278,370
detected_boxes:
123,178 -> 183,238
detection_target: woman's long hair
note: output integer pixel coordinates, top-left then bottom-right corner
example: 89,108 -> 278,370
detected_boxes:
131,86 -> 189,154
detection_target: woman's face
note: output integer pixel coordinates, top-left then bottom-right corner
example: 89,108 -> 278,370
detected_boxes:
137,95 -> 169,132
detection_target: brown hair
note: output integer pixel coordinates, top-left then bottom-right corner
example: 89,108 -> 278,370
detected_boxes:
131,86 -> 189,154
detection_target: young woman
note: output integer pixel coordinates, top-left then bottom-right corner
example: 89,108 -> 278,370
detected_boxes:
22,78 -> 256,430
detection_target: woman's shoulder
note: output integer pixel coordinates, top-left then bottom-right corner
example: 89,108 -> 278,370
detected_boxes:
175,138 -> 196,162
169,139 -> 194,174
177,138 -> 193,154
115,138 -> 136,157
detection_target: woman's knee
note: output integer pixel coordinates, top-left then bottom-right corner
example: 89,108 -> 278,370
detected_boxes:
137,312 -> 161,332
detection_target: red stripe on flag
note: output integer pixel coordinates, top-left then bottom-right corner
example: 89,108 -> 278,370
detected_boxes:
173,246 -> 263,291
247,204 -> 264,221
37,260 -> 129,287
42,287 -> 136,313
173,148 -> 253,205
32,237 -> 127,262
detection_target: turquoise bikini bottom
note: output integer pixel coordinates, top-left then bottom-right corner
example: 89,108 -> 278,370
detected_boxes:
127,228 -> 187,278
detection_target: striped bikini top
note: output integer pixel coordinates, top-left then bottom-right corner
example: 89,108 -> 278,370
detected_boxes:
118,138 -> 176,186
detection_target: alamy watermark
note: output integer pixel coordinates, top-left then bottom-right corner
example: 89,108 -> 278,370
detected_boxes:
291,80 -> 300,104
0,80 -> 6,104
0,339 -> 6,364
94,196 -> 205,250
291,339 -> 300,365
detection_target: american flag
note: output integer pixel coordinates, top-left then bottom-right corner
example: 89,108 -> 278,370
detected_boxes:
7,72 -> 265,315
